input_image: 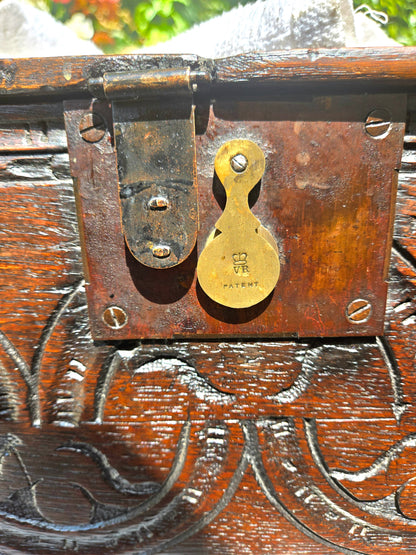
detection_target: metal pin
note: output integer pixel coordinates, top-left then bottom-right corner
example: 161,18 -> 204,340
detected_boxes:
148,196 -> 170,210
152,245 -> 171,258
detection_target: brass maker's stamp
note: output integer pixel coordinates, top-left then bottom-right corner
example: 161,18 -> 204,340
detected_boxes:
197,139 -> 280,309
233,252 -> 249,275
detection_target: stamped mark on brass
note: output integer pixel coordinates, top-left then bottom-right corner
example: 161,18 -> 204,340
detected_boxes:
233,252 -> 249,275
197,139 -> 280,309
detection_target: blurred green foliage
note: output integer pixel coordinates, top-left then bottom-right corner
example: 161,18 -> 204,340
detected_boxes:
27,0 -> 416,52
356,0 -> 416,45
30,0 -> 255,52
130,0 -> 254,48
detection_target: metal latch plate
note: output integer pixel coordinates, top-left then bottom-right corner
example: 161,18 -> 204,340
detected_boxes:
64,93 -> 406,340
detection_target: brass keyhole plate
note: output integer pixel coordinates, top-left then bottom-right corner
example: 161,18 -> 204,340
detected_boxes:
197,140 -> 280,309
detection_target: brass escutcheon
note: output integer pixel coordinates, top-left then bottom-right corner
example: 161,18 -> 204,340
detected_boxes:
197,139 -> 280,309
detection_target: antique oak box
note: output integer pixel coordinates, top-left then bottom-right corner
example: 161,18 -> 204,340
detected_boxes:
0,48 -> 415,554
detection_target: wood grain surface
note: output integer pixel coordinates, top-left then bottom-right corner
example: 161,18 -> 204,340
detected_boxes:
0,50 -> 415,554
2,48 -> 416,98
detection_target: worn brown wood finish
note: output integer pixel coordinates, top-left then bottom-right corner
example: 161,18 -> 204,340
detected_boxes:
0,49 -> 415,554
3,48 -> 416,98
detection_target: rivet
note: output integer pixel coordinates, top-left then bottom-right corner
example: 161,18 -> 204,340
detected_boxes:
102,306 -> 127,329
346,299 -> 372,324
231,153 -> 248,173
152,245 -> 171,258
148,196 -> 170,210
79,112 -> 106,143
364,109 -> 391,139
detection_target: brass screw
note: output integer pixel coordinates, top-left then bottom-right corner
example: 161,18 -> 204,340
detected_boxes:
102,306 -> 128,329
364,109 -> 391,139
231,153 -> 248,173
346,299 -> 372,324
79,112 -> 106,143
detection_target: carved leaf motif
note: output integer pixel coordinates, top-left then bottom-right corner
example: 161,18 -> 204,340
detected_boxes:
0,482 -> 47,523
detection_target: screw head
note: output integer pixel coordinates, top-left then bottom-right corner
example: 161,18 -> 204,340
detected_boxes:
346,299 -> 372,324
365,109 -> 391,139
231,153 -> 248,173
79,112 -> 106,143
102,306 -> 127,329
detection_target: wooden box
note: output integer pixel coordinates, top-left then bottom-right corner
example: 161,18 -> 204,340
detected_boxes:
0,48 -> 415,554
